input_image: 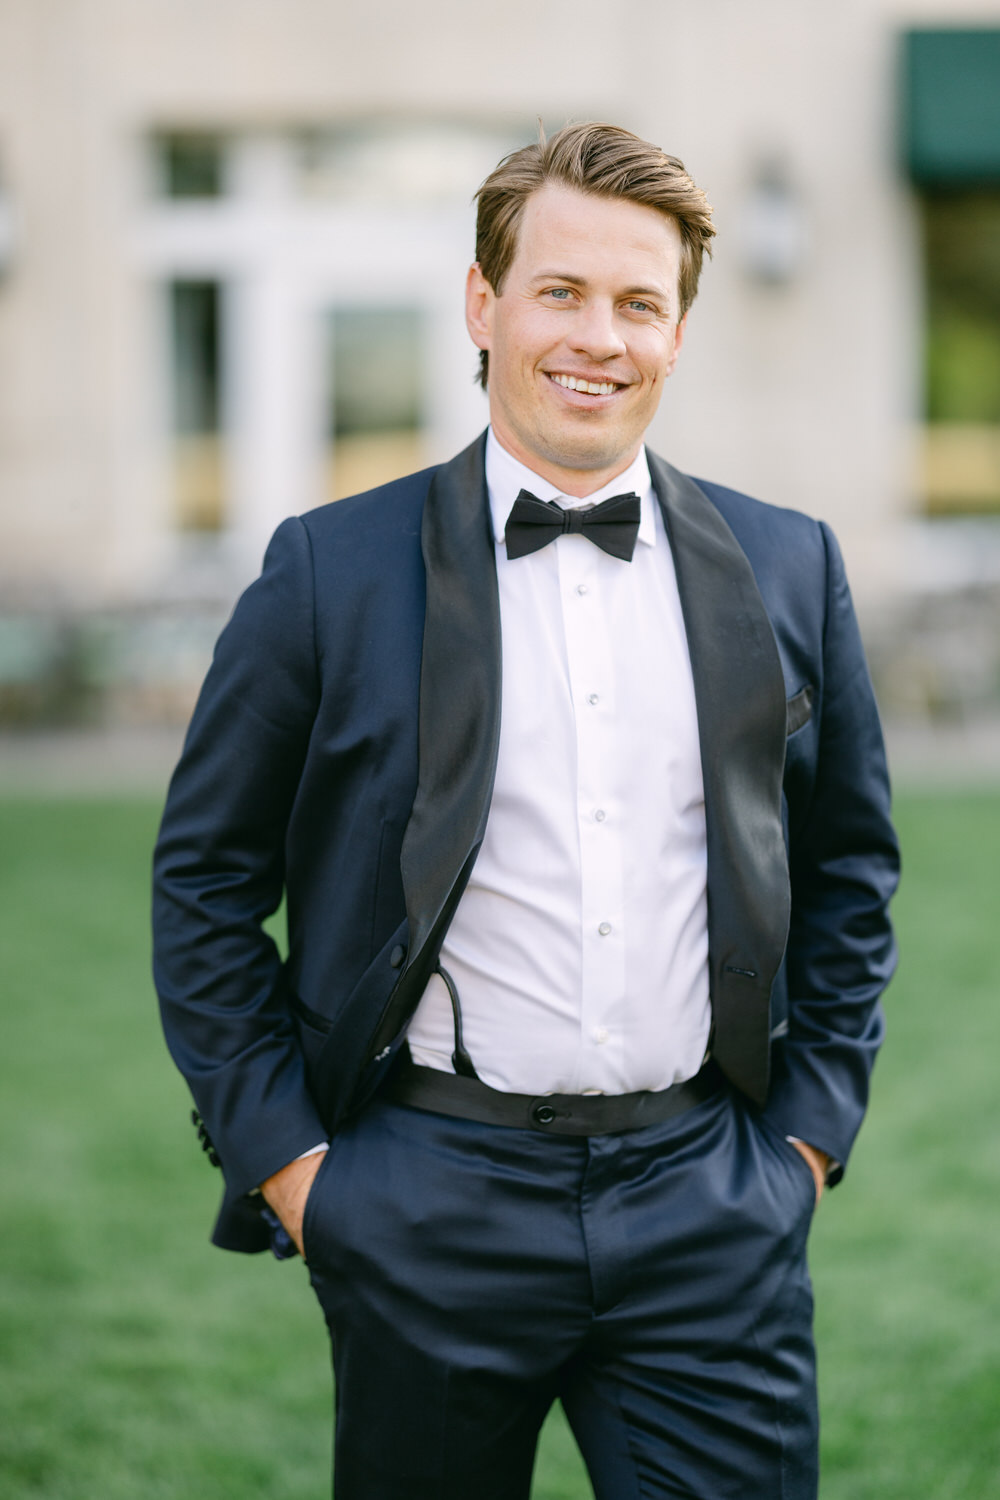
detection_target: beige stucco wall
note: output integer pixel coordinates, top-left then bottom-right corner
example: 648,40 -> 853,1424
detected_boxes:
2,0 -> 1000,619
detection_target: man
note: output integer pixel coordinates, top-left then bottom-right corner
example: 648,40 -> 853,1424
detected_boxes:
153,122 -> 899,1499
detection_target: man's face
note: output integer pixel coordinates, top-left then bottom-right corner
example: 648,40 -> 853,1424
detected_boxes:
466,183 -> 688,495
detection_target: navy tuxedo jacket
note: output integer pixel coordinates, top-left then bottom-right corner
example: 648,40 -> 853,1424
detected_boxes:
153,434 -> 899,1253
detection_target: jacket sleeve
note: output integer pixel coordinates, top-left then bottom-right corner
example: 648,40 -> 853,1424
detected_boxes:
152,517 -> 328,1201
762,522 -> 900,1180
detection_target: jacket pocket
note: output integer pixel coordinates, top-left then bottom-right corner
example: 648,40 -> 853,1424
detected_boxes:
291,994 -> 333,1079
370,817 -> 406,958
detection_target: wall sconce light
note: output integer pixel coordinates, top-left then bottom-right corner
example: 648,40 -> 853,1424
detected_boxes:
740,158 -> 805,286
0,178 -> 16,279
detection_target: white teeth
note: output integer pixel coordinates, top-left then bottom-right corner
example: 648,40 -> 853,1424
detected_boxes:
552,374 -> 617,396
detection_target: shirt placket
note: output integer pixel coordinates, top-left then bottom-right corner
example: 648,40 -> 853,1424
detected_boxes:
557,535 -> 626,1092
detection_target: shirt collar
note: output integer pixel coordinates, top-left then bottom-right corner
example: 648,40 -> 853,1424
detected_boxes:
485,428 -> 657,551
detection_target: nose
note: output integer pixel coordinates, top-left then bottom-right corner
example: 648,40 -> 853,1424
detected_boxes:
568,298 -> 627,362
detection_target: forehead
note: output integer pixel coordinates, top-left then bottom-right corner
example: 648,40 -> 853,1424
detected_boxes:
510,182 -> 682,290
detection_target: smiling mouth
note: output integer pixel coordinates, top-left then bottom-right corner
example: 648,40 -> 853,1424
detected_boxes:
548,373 -> 624,397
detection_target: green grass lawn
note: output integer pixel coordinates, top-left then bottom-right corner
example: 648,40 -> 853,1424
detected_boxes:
1,792 -> 998,1498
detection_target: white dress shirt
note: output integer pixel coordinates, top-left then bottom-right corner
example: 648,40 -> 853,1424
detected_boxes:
406,429 -> 711,1096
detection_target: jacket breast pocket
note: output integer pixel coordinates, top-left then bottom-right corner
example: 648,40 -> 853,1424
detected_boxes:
783,684 -> 817,839
786,685 -> 814,737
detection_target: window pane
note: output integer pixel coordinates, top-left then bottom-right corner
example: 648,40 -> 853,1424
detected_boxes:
297,121 -> 525,205
922,190 -> 1000,513
158,134 -> 226,199
327,306 -> 424,500
170,280 -> 226,531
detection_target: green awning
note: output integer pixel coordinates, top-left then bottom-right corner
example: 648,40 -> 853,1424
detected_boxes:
903,29 -> 1000,185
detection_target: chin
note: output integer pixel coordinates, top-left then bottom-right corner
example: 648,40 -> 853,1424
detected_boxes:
538,431 -> 636,474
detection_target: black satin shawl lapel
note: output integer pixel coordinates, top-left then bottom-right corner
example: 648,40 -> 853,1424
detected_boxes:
397,432 -> 501,987
648,451 -> 789,1106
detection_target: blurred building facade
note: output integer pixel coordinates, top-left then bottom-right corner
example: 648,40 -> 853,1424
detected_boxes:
1,0 -> 1000,726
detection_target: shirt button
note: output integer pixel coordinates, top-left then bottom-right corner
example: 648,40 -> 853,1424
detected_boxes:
598,922 -> 612,936
587,693 -> 600,706
594,808 -> 606,823
576,583 -> 589,595
592,1026 -> 609,1045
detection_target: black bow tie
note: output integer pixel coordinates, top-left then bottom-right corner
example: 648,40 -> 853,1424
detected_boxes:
504,489 -> 641,562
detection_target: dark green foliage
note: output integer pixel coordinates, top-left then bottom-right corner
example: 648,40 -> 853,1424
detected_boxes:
924,191 -> 1000,425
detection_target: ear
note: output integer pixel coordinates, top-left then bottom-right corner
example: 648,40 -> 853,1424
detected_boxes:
465,263 -> 494,352
664,310 -> 688,378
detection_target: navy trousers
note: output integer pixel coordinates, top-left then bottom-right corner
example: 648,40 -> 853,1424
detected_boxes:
303,1083 -> 818,1499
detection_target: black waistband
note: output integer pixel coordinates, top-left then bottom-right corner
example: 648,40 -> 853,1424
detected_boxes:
384,1056 -> 722,1137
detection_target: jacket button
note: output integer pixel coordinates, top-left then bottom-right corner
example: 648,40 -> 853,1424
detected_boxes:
532,1103 -> 557,1126
389,945 -> 406,969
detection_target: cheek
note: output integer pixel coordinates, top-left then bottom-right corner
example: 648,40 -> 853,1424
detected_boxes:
494,321 -> 538,381
505,307 -> 560,359
638,350 -> 676,388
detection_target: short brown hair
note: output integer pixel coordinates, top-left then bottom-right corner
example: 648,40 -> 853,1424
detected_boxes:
474,121 -> 715,388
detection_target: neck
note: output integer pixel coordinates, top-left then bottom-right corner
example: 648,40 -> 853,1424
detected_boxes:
489,426 -> 643,499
